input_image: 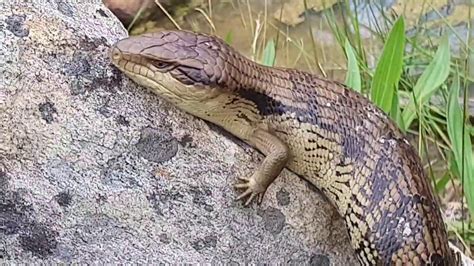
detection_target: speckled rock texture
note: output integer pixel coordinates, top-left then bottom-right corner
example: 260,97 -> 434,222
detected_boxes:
0,1 -> 357,264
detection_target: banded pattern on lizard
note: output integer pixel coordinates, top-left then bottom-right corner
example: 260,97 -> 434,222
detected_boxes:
110,30 -> 458,265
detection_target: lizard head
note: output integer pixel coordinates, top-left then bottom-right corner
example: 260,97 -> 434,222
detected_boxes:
110,30 -> 234,104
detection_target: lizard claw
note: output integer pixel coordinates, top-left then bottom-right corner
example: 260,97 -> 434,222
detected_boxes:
233,174 -> 266,206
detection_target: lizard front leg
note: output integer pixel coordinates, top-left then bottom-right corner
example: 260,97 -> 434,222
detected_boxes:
234,128 -> 290,205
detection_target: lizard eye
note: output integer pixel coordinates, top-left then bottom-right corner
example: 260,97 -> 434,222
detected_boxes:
150,60 -> 175,71
152,61 -> 170,69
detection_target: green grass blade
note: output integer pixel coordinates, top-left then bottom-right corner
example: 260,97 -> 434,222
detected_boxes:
344,39 -> 361,92
370,17 -> 405,114
402,36 -> 451,130
224,30 -> 234,45
390,90 -> 402,123
435,173 -> 451,194
261,38 -> 276,67
447,75 -> 474,218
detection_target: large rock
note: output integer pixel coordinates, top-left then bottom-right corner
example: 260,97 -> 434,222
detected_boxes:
0,1 -> 356,264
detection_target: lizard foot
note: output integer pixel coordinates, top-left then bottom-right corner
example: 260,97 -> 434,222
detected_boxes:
233,175 -> 267,206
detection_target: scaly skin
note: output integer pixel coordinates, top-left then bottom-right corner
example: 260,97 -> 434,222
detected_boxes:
110,30 -> 458,265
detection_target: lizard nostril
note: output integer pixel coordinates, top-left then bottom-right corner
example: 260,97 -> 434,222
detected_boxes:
110,47 -> 122,61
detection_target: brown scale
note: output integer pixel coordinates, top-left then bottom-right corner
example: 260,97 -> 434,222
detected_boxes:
110,30 -> 458,265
